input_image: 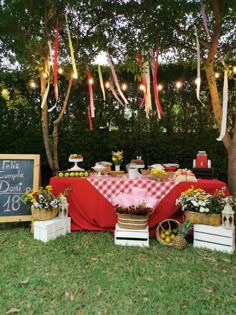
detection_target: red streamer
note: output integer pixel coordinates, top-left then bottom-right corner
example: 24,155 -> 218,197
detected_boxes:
86,65 -> 95,117
87,106 -> 93,131
53,18 -> 59,100
153,49 -> 163,117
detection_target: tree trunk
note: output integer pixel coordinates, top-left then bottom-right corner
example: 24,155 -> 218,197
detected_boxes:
52,76 -> 74,174
204,60 -> 236,196
40,72 -> 55,172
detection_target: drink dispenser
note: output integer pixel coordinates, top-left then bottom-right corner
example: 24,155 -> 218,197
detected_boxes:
196,151 -> 208,168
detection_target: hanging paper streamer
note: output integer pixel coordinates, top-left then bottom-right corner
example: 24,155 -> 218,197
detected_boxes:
109,82 -> 125,107
53,18 -> 59,100
86,65 -> 95,118
98,65 -> 106,101
149,48 -> 163,119
48,100 -> 58,113
144,68 -> 151,118
142,53 -> 152,118
48,41 -> 53,71
217,70 -> 228,141
106,51 -> 129,105
200,1 -> 210,38
136,52 -> 147,109
194,30 -> 205,106
200,1 -> 225,66
87,106 -> 93,131
41,82 -> 50,109
65,14 -> 78,79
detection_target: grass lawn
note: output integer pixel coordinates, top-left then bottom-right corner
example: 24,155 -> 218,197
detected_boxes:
0,223 -> 236,315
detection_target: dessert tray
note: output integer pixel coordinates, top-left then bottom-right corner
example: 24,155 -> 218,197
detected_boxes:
110,170 -> 126,177
68,157 -> 83,171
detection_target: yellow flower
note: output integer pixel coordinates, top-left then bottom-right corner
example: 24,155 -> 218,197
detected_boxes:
198,194 -> 206,200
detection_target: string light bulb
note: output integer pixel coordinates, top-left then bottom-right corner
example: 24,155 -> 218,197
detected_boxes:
215,72 -> 220,79
175,81 -> 183,89
29,80 -> 37,89
121,83 -> 127,91
88,78 -> 94,85
105,81 -> 110,88
42,72 -> 48,79
158,84 -> 163,91
139,84 -> 146,91
72,72 -> 78,79
58,67 -> 63,74
233,66 -> 236,73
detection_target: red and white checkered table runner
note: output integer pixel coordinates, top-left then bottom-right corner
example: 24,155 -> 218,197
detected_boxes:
86,177 -> 179,204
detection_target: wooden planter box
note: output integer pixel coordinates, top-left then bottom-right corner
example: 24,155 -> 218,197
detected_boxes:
185,211 -> 221,226
117,213 -> 148,230
193,224 -> 235,254
34,217 -> 71,242
114,224 -> 149,247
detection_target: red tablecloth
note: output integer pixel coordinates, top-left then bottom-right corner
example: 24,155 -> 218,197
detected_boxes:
49,176 -> 229,235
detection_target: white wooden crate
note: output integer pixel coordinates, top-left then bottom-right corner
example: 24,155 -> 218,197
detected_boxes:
194,224 -> 235,254
114,224 -> 149,247
34,217 -> 71,242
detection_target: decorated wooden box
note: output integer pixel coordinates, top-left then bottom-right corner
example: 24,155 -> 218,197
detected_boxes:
193,224 -> 235,254
34,217 -> 71,242
114,224 -> 149,247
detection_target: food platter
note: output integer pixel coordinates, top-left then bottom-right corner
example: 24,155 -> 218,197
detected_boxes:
110,170 -> 126,177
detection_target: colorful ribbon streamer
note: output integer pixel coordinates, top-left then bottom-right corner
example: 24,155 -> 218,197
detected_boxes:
65,14 -> 78,79
98,65 -> 106,101
86,65 -> 95,118
136,52 -> 147,109
200,1 -> 225,66
195,30 -> 205,106
149,48 -> 163,119
106,51 -> 129,105
87,106 -> 93,131
142,53 -> 152,118
217,70 -> 228,141
109,82 -> 125,107
41,81 -> 50,109
53,18 -> 59,100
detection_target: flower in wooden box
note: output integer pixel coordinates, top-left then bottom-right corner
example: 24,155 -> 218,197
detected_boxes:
175,186 -> 230,226
112,188 -> 158,229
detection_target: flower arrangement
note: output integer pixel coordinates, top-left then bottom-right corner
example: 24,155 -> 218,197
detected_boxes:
176,186 -> 227,214
112,188 -> 158,216
112,150 -> 123,165
21,185 -> 71,211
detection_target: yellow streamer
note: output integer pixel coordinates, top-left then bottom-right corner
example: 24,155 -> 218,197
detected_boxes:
98,65 -> 106,100
65,14 -> 77,79
41,82 -> 50,109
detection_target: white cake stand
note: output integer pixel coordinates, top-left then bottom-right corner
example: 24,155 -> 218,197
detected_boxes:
68,158 -> 84,171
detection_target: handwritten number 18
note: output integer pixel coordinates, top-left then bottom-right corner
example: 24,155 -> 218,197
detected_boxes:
3,195 -> 20,212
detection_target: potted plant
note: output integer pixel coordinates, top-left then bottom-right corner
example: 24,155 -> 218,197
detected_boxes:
175,187 -> 230,226
111,150 -> 123,171
21,185 -> 69,221
112,187 -> 158,229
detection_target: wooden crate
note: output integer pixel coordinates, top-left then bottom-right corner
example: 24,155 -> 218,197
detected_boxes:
114,224 -> 149,247
194,224 -> 235,254
34,217 -> 71,242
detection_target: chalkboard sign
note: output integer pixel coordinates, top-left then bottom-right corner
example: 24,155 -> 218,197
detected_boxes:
0,154 -> 40,222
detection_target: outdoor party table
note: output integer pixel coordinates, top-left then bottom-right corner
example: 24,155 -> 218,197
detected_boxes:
49,176 -> 229,235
